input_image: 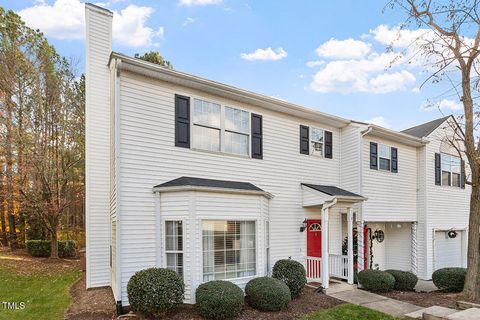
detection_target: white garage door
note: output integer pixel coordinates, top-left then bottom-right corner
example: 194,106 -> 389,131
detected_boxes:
434,230 -> 463,270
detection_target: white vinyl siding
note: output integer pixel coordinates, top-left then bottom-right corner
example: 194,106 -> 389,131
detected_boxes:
117,71 -> 341,304
85,5 -> 113,289
418,120 -> 470,279
362,137 -> 417,222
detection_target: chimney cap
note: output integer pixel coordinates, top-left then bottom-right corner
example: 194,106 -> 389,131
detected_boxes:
85,2 -> 113,17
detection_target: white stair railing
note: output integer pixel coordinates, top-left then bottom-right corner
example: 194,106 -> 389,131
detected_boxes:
329,254 -> 349,280
305,256 -> 322,282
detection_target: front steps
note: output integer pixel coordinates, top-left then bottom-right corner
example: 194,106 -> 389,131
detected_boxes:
405,306 -> 480,319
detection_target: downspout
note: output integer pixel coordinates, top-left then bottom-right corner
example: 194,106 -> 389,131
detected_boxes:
114,58 -> 123,315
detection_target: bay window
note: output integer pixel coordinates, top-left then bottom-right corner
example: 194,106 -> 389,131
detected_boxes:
192,98 -> 250,156
202,220 -> 256,281
441,153 -> 461,187
165,221 -> 184,276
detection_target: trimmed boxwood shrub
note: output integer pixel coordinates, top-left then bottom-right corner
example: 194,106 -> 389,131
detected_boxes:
385,270 -> 418,291
26,240 -> 76,258
127,268 -> 184,317
358,269 -> 395,292
245,277 -> 291,311
432,267 -> 466,292
272,259 -> 307,298
196,281 -> 244,319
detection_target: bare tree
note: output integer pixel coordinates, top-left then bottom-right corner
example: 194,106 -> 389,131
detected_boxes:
389,0 -> 480,300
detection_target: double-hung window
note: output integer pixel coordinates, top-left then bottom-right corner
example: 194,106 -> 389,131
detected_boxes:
379,144 -> 391,171
165,221 -> 184,277
202,221 -> 256,281
193,99 -> 221,152
311,127 -> 324,156
192,98 -> 250,156
225,107 -> 249,155
441,153 -> 461,187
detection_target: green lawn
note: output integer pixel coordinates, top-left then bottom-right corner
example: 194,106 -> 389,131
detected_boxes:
0,267 -> 81,320
298,304 -> 398,320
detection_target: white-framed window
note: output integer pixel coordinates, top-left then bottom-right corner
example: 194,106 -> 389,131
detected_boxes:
202,220 -> 256,281
311,127 -> 324,156
192,98 -> 250,156
193,99 -> 221,152
441,153 -> 461,187
379,144 -> 391,171
165,220 -> 184,277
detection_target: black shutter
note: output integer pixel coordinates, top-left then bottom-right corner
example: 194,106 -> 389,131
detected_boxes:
300,125 -> 309,155
325,131 -> 333,159
175,94 -> 190,148
251,113 -> 263,159
435,153 -> 441,185
461,159 -> 466,189
391,147 -> 398,173
370,142 -> 378,170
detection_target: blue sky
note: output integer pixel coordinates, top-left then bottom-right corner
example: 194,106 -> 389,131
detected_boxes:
0,0 -> 463,130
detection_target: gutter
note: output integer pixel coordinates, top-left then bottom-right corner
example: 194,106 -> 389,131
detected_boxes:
114,58 -> 123,314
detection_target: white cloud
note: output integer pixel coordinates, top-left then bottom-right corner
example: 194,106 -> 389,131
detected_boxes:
17,0 -> 164,47
183,17 -> 195,27
370,24 -> 433,49
421,99 -> 463,112
240,47 -> 288,61
365,116 -> 391,128
309,52 -> 415,94
315,38 -> 371,59
179,0 -> 222,6
18,0 -> 85,40
306,60 -> 325,68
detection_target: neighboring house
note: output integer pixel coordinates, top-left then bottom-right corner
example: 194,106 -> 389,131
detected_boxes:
84,4 -> 470,308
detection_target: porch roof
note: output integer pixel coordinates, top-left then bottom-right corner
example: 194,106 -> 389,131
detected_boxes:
301,183 -> 366,207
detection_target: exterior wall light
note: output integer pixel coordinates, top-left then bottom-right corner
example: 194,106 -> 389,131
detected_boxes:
300,219 -> 308,232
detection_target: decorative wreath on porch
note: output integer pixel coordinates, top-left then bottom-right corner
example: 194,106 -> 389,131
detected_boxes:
447,230 -> 457,239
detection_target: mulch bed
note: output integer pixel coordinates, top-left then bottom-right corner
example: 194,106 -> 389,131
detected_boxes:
65,273 -> 117,320
381,290 -> 472,309
126,287 -> 344,320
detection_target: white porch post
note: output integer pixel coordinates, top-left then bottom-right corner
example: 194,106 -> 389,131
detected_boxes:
321,207 -> 329,289
347,207 -> 354,284
357,220 -> 365,272
411,222 -> 418,275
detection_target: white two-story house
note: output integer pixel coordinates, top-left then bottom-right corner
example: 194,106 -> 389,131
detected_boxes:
84,4 -> 470,309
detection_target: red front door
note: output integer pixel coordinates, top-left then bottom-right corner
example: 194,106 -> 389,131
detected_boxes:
307,220 -> 322,257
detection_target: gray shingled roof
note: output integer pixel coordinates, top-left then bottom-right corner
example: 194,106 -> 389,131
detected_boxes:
401,116 -> 450,138
302,184 -> 363,198
154,176 -> 264,191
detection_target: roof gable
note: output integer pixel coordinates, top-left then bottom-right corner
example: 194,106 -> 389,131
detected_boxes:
401,116 -> 451,138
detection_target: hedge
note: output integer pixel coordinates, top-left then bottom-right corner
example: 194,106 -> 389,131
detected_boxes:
385,270 -> 418,291
195,280 -> 244,319
26,240 -> 76,258
357,269 -> 395,292
127,268 -> 184,317
245,277 -> 291,311
272,259 -> 307,298
432,267 -> 466,292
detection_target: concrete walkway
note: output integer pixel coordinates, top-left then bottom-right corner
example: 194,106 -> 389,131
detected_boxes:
327,287 -> 423,318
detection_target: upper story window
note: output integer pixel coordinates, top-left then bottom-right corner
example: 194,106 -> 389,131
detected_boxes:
192,98 -> 250,156
379,144 -> 391,171
311,127 -> 324,156
370,142 -> 398,173
441,153 -> 461,187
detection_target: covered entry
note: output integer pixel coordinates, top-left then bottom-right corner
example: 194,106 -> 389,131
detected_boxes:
301,184 -> 366,288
